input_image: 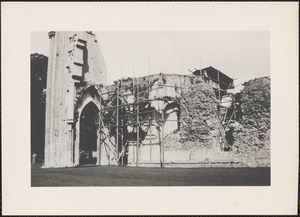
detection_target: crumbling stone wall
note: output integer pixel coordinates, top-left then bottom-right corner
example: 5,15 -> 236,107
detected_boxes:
102,74 -> 271,167
163,78 -> 223,153
232,77 -> 270,167
180,79 -> 222,149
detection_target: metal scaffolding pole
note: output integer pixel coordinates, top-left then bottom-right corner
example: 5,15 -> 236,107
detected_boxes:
217,70 -> 221,102
233,80 -> 236,121
116,80 -> 119,165
160,73 -> 165,168
136,78 -> 139,167
132,78 -> 135,163
149,117 -> 152,162
158,97 -> 162,167
120,78 -> 124,166
217,70 -> 223,151
148,66 -> 152,163
161,105 -> 165,167
99,91 -> 102,165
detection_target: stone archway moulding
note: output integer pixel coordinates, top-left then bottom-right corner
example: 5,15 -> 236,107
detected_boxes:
74,91 -> 101,166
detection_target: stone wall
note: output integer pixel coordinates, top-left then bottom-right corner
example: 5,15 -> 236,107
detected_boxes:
232,77 -> 271,167
43,31 -> 107,168
162,78 -> 231,163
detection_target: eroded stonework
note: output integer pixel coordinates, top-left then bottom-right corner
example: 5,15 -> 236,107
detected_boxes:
43,31 -> 107,168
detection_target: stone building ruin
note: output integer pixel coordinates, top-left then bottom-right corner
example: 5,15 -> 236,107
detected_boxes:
43,31 -> 107,167
43,31 -> 270,168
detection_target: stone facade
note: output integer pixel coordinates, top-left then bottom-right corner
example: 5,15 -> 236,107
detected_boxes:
43,31 -> 107,168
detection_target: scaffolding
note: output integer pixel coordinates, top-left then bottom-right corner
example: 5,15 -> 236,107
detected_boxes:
98,73 -> 184,167
98,71 -> 236,167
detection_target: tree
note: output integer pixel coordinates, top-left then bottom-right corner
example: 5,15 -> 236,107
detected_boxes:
31,53 -> 48,160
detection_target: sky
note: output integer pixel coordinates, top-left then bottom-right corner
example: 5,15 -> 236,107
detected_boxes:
31,31 -> 270,92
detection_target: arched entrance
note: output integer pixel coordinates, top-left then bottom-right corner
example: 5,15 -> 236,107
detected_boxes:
79,101 -> 99,165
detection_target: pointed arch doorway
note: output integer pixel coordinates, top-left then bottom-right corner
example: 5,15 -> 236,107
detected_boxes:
79,101 -> 100,165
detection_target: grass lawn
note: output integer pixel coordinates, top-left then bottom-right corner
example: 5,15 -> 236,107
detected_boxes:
31,164 -> 270,186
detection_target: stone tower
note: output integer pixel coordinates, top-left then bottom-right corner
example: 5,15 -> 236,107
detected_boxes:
43,31 -> 107,168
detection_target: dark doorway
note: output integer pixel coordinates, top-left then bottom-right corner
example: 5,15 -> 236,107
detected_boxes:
79,102 -> 99,165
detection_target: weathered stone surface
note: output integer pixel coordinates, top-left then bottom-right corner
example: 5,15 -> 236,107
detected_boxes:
232,77 -> 271,167
43,31 -> 107,168
163,80 -> 223,151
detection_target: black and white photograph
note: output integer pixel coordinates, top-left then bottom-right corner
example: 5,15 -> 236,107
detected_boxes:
31,31 -> 271,186
2,2 -> 298,215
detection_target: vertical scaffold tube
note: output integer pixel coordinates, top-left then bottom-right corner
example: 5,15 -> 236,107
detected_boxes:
116,80 -> 119,165
136,78 -> 139,167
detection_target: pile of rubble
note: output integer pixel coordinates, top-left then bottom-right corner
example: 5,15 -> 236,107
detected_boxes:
232,77 -> 271,167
